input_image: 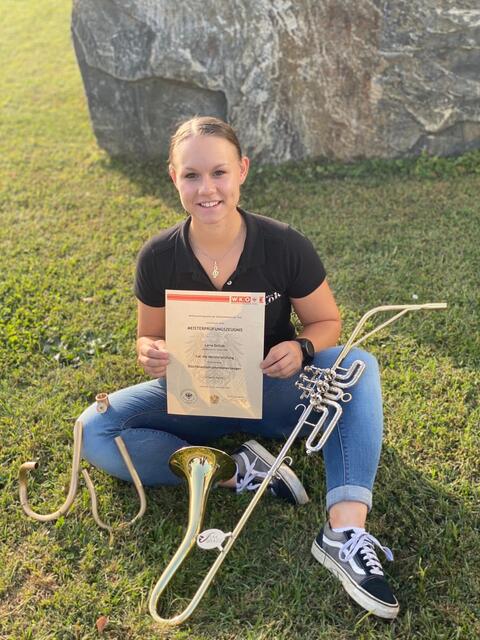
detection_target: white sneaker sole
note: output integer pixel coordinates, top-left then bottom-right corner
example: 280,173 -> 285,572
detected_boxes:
311,539 -> 399,620
242,440 -> 310,505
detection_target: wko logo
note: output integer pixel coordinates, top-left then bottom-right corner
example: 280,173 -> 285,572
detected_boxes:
230,295 -> 265,304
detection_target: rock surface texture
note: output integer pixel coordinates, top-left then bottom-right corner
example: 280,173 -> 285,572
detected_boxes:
71,0 -> 480,163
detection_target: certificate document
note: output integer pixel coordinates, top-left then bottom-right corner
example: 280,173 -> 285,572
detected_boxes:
165,289 -> 265,419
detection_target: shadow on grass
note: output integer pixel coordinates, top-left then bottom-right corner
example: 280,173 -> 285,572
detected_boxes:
99,156 -> 178,204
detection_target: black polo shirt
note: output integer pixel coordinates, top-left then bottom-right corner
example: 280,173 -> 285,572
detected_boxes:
134,208 -> 326,356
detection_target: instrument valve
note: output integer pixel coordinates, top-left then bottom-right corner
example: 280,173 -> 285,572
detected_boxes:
315,381 -> 329,394
323,369 -> 336,382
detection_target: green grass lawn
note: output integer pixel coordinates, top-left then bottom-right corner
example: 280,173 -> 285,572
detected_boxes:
1,2 -> 479,639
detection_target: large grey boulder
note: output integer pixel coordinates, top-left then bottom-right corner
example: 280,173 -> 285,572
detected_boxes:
71,1 -> 480,163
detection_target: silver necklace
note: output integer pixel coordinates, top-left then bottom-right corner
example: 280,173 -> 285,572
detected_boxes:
190,225 -> 246,279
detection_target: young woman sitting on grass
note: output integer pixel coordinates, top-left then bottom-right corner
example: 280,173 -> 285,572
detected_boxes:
79,116 -> 399,620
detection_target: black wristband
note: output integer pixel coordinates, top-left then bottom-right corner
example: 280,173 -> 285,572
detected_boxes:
294,338 -> 315,365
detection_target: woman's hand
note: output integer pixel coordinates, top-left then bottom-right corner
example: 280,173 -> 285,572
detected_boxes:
137,337 -> 170,378
260,340 -> 303,379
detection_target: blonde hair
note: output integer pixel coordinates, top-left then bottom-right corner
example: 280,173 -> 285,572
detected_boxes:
168,116 -> 242,165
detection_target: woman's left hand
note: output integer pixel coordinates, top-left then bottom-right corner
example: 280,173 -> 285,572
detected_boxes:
260,340 -> 303,379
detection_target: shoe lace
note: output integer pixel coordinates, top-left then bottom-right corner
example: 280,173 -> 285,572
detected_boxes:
236,452 -> 267,493
339,531 -> 394,576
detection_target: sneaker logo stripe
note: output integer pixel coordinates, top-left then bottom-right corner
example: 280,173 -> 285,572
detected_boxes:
323,536 -> 366,576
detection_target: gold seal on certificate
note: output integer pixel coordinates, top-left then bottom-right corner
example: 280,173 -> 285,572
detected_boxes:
165,290 -> 265,419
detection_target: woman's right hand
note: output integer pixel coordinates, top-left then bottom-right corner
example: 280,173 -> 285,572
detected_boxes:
137,337 -> 170,378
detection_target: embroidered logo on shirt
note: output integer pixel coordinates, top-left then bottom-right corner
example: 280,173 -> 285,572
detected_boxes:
266,292 -> 282,305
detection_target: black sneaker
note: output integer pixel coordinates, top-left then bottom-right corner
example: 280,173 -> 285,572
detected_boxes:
232,440 -> 309,506
311,521 -> 399,619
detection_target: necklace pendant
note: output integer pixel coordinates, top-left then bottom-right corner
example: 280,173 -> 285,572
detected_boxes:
212,261 -> 220,279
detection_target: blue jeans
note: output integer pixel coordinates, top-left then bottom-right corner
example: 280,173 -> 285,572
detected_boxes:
79,346 -> 383,511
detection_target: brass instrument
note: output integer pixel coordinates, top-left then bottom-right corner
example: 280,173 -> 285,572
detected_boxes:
19,418 -> 147,538
148,447 -> 236,625
148,302 -> 447,626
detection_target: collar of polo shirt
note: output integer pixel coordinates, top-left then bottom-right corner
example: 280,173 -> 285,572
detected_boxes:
175,208 -> 266,281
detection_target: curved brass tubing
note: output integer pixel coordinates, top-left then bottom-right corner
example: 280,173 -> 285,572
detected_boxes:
19,419 -> 147,535
82,436 -> 147,538
148,447 -> 236,626
19,419 -> 83,522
